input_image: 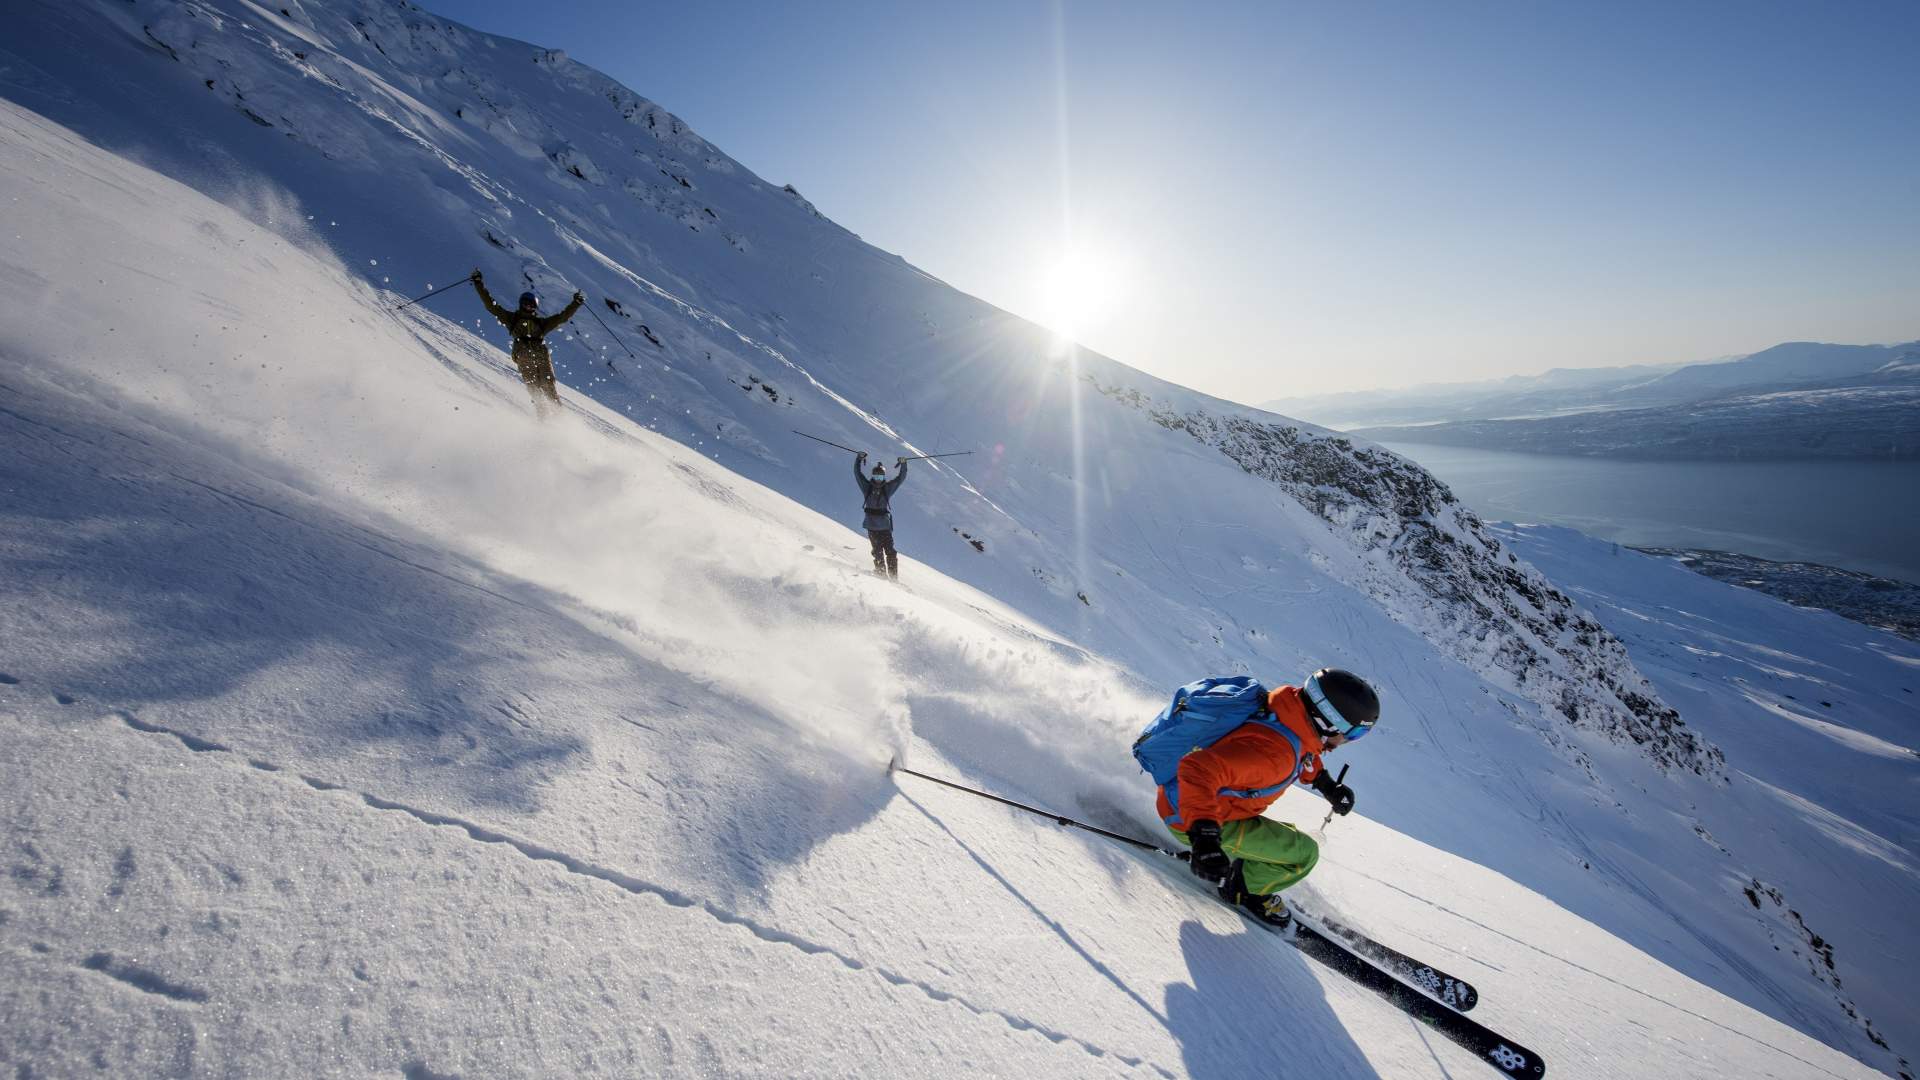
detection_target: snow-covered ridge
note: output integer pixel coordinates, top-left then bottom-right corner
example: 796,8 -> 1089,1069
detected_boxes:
92,0 -> 1706,783
1087,376 -> 1722,778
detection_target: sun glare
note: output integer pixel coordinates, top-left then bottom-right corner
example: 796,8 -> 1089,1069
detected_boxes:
1038,248 -> 1126,346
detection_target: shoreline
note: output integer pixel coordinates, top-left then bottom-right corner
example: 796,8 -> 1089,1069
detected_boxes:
1635,547 -> 1920,642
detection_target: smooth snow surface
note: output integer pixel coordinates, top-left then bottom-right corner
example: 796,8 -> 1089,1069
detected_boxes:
1,100 -> 1909,1079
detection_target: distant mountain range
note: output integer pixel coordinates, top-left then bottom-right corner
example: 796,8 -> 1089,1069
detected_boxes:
1263,341 -> 1920,461
1259,360 -> 1690,430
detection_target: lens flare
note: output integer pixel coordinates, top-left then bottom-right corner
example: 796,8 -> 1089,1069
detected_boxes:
1038,249 -> 1122,346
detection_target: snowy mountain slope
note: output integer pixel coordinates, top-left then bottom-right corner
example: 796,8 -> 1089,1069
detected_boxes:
1085,378 -> 1717,777
1,0 -> 1704,786
0,1 -> 1915,1074
1499,525 -> 1920,1073
0,104 -> 1901,1080
1638,548 -> 1920,642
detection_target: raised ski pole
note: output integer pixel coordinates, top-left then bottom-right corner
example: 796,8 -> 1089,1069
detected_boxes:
586,300 -> 639,370
391,277 -> 473,311
888,757 -> 1179,855
1320,760 -> 1351,826
1319,763 -> 1350,831
900,450 -> 974,462
793,430 -> 865,455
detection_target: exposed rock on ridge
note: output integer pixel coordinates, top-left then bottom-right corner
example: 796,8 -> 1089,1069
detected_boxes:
1089,377 -> 1725,779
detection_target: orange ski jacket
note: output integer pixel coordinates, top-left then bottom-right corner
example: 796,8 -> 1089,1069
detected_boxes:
1156,685 -> 1327,828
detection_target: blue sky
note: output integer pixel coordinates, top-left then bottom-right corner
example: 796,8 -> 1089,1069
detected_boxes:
428,0 -> 1919,400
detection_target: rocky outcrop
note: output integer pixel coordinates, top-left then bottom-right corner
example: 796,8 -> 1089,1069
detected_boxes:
1089,377 -> 1725,779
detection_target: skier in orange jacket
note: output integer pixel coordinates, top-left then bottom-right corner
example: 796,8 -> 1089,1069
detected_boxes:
1161,669 -> 1377,927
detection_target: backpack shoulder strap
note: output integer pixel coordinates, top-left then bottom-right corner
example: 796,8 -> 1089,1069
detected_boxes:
1214,715 -> 1305,800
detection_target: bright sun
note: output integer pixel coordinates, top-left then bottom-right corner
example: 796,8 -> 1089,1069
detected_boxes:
1037,248 -> 1126,345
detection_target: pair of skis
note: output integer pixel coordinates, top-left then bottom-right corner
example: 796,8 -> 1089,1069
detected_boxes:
1193,872 -> 1545,1077
1300,907 -> 1480,1013
885,762 -> 1545,1076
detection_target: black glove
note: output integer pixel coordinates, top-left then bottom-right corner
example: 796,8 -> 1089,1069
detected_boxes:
573,290 -> 585,303
895,457 -> 906,467
855,451 -> 867,462
1186,820 -> 1231,883
1311,771 -> 1355,816
470,269 -> 483,282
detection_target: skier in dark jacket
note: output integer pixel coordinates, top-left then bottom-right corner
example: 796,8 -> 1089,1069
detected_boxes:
471,270 -> 584,417
853,452 -> 908,579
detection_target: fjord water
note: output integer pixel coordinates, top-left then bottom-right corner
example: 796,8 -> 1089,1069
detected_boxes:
1380,443 -> 1920,584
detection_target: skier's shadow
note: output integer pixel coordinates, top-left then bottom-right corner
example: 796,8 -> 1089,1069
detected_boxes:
1165,919 -> 1380,1079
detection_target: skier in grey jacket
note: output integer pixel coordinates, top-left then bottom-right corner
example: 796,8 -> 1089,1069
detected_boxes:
854,452 -> 908,580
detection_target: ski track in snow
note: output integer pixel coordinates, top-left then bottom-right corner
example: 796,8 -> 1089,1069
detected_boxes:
75,951 -> 211,1005
100,704 -> 1173,1077
1326,859 -> 1855,1080
3,942 -> 210,1009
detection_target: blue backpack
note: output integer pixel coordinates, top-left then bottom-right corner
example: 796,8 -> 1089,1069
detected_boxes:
1132,677 -> 1304,821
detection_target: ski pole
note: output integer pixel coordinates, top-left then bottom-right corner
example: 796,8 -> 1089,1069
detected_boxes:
392,276 -> 473,311
888,757 -> 1181,856
567,331 -> 611,370
586,301 -> 640,362
1319,764 -> 1350,831
900,450 -> 974,462
793,430 -> 864,455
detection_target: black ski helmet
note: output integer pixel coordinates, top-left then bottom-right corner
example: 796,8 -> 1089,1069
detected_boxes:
518,291 -> 539,308
872,462 -> 887,475
1302,668 -> 1380,740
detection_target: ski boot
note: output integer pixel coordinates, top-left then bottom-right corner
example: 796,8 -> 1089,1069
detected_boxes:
1219,861 -> 1292,929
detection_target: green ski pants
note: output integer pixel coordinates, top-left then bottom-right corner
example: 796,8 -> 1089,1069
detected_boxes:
1171,817 -> 1319,895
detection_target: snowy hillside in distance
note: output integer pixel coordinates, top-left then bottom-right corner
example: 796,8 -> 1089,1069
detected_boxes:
2,1 -> 1916,1077
1498,526 -> 1920,1068
1638,548 -> 1920,642
1343,342 -> 1920,461
1626,341 -> 1919,401
1355,381 -> 1920,460
1259,360 -> 1688,430
1262,341 -> 1918,435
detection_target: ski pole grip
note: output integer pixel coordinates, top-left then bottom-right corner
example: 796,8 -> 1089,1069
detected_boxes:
1333,764 -> 1349,785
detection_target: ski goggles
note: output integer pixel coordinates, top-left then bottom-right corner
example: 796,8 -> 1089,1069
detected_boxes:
1305,677 -> 1374,741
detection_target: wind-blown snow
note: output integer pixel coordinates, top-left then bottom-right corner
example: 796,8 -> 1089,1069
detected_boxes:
10,0 -> 1713,785
1,2 -> 1915,1076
